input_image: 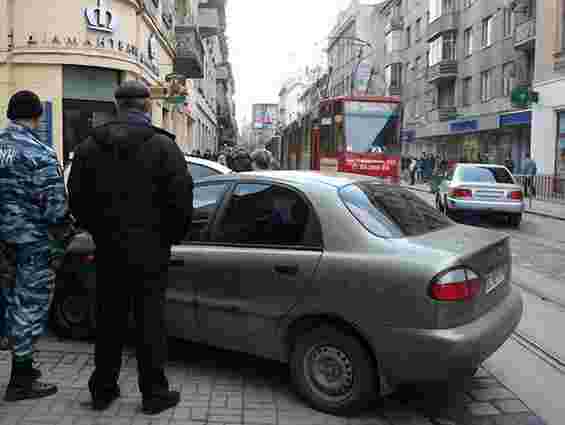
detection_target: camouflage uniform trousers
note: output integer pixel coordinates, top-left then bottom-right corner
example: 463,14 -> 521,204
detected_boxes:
0,241 -> 53,357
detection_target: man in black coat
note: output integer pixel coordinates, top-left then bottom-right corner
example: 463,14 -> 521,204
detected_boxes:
68,81 -> 193,415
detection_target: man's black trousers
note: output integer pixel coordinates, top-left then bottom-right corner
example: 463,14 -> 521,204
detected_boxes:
88,249 -> 170,399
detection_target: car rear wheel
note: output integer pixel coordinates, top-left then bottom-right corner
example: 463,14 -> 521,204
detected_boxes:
50,287 -> 94,340
509,213 -> 522,228
289,326 -> 377,416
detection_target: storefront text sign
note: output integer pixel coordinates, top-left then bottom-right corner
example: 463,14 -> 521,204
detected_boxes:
498,111 -> 531,128
37,102 -> 53,147
449,120 -> 478,133
338,153 -> 400,178
84,0 -> 116,33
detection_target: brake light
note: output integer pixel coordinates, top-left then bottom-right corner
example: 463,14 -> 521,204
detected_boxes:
449,188 -> 472,199
79,254 -> 95,264
508,190 -> 523,200
429,268 -> 481,301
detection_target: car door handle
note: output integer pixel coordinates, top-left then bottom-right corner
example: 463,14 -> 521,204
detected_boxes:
169,258 -> 185,267
274,265 -> 299,275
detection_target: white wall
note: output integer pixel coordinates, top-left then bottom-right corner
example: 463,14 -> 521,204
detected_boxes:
532,77 -> 565,174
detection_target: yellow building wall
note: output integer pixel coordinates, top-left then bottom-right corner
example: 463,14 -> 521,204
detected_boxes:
0,64 -> 64,162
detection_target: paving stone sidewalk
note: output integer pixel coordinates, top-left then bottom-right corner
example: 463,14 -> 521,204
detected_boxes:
0,335 -> 546,425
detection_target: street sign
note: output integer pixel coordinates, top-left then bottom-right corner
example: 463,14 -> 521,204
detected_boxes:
166,95 -> 186,104
511,87 -> 539,108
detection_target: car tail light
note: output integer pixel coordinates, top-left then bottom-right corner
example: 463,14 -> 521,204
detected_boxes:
79,254 -> 95,264
449,188 -> 472,199
429,268 -> 481,302
508,190 -> 523,200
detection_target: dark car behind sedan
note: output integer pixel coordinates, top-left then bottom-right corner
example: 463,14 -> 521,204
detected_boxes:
51,171 -> 522,416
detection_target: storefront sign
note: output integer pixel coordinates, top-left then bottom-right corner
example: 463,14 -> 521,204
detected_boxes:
400,129 -> 415,143
37,102 -> 53,147
338,153 -> 401,178
498,111 -> 531,127
449,119 -> 478,133
84,0 -> 116,33
320,117 -> 332,126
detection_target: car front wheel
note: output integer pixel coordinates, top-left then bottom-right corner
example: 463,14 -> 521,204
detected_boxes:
289,325 -> 378,416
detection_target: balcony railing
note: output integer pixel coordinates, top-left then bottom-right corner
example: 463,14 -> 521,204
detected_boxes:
174,25 -> 204,78
427,60 -> 458,84
514,19 -> 536,50
427,12 -> 459,41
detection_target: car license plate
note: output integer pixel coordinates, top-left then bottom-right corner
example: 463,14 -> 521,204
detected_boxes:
486,265 -> 506,293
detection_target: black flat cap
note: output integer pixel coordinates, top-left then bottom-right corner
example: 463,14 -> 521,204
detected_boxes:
115,80 -> 150,99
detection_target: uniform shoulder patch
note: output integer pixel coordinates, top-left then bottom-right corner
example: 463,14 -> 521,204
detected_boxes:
0,145 -> 17,167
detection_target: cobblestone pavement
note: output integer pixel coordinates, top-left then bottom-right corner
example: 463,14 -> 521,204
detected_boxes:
0,336 -> 546,425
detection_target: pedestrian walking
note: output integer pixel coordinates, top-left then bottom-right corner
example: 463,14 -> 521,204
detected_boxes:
409,157 -> 417,186
521,152 -> 537,198
227,147 -> 253,172
504,155 -> 515,174
0,90 -> 69,401
68,81 -> 194,414
251,148 -> 280,170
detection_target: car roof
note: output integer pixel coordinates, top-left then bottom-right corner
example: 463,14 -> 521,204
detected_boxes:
199,170 -> 380,188
185,155 -> 232,174
456,163 -> 507,168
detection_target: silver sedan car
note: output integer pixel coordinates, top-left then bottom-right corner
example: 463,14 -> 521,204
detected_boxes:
436,163 -> 525,227
51,171 -> 523,416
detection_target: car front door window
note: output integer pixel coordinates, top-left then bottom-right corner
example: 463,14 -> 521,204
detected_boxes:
188,163 -> 218,180
214,183 -> 313,247
184,183 -> 229,242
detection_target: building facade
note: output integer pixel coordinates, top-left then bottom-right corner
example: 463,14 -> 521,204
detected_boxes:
0,0 -> 236,163
381,0 -> 535,172
531,0 -> 565,177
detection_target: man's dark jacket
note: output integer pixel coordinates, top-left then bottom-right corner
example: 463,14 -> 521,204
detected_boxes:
68,119 -> 193,272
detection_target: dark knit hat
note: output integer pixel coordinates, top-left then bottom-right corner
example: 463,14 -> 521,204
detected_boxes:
115,80 -> 150,99
7,90 -> 43,121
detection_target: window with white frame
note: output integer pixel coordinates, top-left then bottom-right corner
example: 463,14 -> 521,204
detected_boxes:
481,69 -> 493,102
462,77 -> 472,106
429,0 -> 454,23
502,62 -> 515,96
428,33 -> 456,66
464,27 -> 473,56
503,8 -> 514,38
482,16 -> 494,48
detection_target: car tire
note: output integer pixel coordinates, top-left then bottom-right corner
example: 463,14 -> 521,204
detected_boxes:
509,214 -> 522,228
50,287 -> 94,340
289,325 -> 377,416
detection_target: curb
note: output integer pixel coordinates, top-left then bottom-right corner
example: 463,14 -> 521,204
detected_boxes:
402,185 -> 565,222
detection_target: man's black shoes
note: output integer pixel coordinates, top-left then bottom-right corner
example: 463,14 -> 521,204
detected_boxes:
4,380 -> 57,401
142,390 -> 180,415
91,387 -> 121,411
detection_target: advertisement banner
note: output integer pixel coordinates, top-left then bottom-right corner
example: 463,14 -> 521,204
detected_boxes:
336,153 -> 401,179
352,62 -> 372,96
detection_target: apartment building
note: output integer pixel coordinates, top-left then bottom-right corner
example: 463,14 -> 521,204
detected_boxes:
381,0 -> 535,170
531,0 -> 565,177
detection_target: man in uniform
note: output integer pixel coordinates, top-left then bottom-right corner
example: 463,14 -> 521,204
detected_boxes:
0,90 -> 68,401
68,81 -> 193,415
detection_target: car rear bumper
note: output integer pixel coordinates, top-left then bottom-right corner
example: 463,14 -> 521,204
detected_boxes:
447,197 -> 524,214
376,285 -> 523,384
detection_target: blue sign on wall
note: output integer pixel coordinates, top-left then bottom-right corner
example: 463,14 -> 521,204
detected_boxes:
37,102 -> 53,147
449,119 -> 478,133
400,129 -> 416,143
498,111 -> 531,127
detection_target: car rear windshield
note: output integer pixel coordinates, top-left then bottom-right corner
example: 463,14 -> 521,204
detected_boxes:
455,166 -> 514,184
339,183 -> 453,238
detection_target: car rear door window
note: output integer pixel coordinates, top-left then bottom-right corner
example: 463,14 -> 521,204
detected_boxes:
188,163 -> 218,180
185,183 -> 229,242
456,166 -> 514,184
214,183 -> 320,247
340,183 -> 453,238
